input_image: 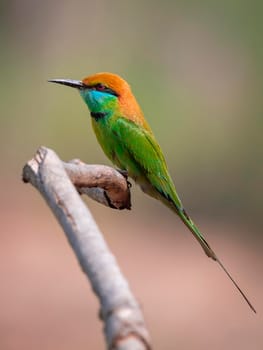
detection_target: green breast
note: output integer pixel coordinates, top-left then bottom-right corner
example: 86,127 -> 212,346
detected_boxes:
91,115 -> 144,179
91,116 -> 123,169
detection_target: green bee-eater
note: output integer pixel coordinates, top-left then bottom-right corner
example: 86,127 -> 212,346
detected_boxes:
49,72 -> 255,313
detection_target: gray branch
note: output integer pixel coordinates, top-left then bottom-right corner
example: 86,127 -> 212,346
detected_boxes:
22,146 -> 151,350
64,159 -> 131,210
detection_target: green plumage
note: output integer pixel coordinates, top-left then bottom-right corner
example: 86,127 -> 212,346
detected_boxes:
93,114 -> 216,260
48,73 -> 256,313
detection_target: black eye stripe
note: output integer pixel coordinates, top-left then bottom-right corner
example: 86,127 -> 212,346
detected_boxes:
86,84 -> 119,97
95,83 -> 105,90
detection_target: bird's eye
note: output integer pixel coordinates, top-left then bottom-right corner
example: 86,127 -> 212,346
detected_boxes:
91,83 -> 118,97
95,83 -> 106,91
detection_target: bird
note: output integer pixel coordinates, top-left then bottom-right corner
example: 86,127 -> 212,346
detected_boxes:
49,72 -> 256,313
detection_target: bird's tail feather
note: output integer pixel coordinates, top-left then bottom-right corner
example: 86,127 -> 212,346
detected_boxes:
178,208 -> 217,260
177,207 -> 256,313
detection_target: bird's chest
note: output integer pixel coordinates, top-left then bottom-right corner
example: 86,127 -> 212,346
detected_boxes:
91,117 -> 123,168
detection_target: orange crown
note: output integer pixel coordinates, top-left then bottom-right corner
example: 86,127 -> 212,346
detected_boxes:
82,72 -> 151,131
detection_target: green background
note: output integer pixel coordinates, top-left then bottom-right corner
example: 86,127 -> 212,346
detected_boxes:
1,1 -> 262,349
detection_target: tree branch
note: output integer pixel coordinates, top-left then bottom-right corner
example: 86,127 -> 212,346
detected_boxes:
22,146 -> 151,350
64,159 -> 131,210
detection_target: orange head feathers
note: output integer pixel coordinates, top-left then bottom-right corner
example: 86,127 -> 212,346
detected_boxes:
49,72 -> 151,130
81,72 -> 151,130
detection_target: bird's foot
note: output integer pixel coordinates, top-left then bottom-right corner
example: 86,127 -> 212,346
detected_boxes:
117,169 -> 132,188
117,168 -> 128,178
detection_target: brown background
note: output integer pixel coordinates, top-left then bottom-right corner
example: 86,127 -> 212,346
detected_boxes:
1,1 -> 262,349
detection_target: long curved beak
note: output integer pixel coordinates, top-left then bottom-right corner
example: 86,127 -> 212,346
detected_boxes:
48,79 -> 85,89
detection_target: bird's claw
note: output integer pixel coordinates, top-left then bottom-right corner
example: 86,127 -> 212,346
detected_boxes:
117,169 -> 132,188
117,168 -> 128,179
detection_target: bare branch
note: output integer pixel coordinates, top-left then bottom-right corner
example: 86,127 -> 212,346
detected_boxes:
64,160 -> 131,210
22,146 -> 151,350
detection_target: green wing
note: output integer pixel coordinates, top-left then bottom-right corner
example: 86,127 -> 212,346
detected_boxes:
108,118 -> 257,312
111,116 -> 183,209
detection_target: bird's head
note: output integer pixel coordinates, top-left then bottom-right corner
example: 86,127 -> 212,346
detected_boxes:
49,72 -> 149,128
80,72 -> 130,115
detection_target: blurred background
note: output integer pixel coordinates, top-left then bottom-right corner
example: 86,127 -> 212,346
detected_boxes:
1,1 -> 262,349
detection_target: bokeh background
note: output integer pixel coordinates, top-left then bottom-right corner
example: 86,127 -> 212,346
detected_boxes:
1,1 -> 262,349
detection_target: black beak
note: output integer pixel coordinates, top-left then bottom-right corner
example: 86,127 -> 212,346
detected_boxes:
48,79 -> 85,89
